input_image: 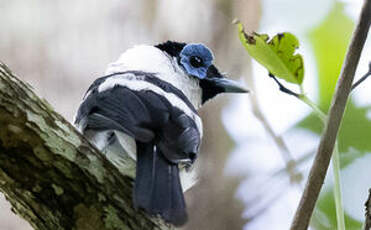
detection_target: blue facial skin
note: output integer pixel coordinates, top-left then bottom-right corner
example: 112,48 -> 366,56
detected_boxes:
179,44 -> 214,79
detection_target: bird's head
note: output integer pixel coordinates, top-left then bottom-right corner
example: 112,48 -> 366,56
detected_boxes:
156,41 -> 248,104
105,41 -> 248,108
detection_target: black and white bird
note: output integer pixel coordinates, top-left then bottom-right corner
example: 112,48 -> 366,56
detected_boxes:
74,41 -> 248,226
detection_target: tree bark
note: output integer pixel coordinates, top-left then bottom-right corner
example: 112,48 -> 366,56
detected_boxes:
364,189 -> 371,230
0,62 -> 170,230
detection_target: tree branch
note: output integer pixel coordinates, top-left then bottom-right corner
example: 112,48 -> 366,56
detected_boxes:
0,62 -> 170,230
352,61 -> 371,90
290,1 -> 371,229
364,189 -> 371,230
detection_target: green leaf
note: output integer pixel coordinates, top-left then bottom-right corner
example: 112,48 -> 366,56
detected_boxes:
308,2 -> 354,111
237,22 -> 304,85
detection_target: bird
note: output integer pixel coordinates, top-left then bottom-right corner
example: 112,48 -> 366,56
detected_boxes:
74,41 -> 248,226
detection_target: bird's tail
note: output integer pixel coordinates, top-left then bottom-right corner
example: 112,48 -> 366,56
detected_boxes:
134,143 -> 187,226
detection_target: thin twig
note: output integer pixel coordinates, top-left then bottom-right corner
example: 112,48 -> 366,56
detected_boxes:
269,73 -> 300,97
290,1 -> 371,229
352,61 -> 371,90
364,189 -> 371,230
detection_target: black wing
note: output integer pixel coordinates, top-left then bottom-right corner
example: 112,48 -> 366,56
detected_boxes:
75,73 -> 201,162
75,72 -> 202,226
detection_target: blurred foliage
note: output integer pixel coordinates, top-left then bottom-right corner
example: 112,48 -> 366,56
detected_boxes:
299,103 -> 371,166
308,2 -> 354,111
237,23 -> 304,85
295,2 -> 369,229
238,1 -> 369,228
313,190 -> 362,230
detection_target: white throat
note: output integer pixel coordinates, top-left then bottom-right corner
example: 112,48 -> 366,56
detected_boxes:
105,45 -> 202,109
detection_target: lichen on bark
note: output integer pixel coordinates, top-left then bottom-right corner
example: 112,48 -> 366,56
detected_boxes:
0,62 -> 169,230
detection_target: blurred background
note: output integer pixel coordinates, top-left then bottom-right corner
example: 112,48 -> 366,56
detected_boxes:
0,0 -> 370,229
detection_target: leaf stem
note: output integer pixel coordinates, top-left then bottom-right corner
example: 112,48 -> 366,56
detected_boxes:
332,142 -> 346,230
298,94 -> 327,123
298,93 -> 345,230
269,73 -> 300,97
299,84 -> 305,95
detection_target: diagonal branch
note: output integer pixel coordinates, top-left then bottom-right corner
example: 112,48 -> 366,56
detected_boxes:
0,62 -> 170,230
290,1 -> 371,229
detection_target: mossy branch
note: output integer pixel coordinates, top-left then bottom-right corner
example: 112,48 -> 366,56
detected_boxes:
0,62 -> 170,230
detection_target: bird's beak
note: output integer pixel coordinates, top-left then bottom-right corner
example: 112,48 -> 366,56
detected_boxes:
208,77 -> 249,93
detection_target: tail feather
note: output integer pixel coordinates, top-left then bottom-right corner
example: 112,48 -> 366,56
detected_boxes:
134,143 -> 187,226
134,143 -> 155,209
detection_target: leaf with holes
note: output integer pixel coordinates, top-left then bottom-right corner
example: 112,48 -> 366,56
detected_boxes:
237,22 -> 304,85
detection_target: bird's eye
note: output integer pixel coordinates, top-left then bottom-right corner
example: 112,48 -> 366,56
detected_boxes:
189,56 -> 204,68
179,43 -> 214,79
